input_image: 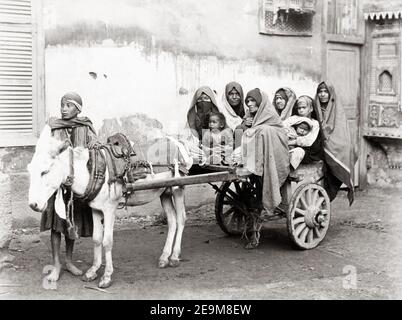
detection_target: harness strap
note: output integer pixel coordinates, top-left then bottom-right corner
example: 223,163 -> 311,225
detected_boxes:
75,149 -> 107,202
101,145 -> 124,185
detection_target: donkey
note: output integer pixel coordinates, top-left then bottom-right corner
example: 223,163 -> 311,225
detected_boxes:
28,125 -> 193,288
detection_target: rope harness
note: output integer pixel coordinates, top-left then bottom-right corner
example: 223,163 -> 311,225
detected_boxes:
64,147 -> 79,240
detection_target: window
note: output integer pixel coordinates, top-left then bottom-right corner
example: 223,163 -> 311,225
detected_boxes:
0,0 -> 45,147
259,0 -> 316,36
379,71 -> 394,94
327,0 -> 363,36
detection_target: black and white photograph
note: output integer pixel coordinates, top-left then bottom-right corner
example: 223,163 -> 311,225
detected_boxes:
0,0 -> 401,303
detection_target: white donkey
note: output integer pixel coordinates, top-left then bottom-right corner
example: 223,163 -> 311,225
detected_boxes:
28,125 -> 193,288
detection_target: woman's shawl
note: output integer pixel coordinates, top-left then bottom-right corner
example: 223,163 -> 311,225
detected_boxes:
186,86 -> 220,141
241,90 -> 290,213
273,87 -> 297,121
184,86 -> 220,163
219,82 -> 245,130
315,81 -> 356,205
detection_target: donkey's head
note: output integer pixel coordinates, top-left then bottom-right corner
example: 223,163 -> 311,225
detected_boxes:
27,125 -> 71,212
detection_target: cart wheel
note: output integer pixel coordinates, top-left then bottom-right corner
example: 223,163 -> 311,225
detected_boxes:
287,183 -> 330,250
215,178 -> 261,236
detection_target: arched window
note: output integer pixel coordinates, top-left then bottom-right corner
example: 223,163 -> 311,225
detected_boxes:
379,70 -> 393,93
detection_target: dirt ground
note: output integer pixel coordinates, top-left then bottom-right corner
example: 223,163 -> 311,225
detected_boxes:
0,186 -> 401,300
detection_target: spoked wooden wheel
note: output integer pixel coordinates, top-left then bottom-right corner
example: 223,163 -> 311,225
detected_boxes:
287,183 -> 330,250
215,177 -> 262,236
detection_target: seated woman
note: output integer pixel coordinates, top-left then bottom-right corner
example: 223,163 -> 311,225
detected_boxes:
315,81 -> 356,205
185,86 -> 220,174
201,112 -> 233,165
187,86 -> 220,141
283,116 -> 317,169
273,87 -> 297,120
220,81 -> 245,129
239,88 -> 290,249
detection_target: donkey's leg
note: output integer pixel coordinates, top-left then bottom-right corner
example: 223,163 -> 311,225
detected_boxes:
98,207 -> 115,288
169,187 -> 186,267
83,210 -> 103,282
159,190 -> 177,268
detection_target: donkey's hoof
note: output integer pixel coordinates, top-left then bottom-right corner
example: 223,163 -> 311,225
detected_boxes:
158,260 -> 169,269
82,272 -> 98,282
168,259 -> 180,268
99,276 -> 112,289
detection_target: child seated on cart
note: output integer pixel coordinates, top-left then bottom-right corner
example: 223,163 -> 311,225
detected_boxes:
201,112 -> 233,165
283,116 -> 319,169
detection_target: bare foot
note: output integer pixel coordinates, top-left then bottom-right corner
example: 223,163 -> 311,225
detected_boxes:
46,264 -> 61,282
66,262 -> 83,276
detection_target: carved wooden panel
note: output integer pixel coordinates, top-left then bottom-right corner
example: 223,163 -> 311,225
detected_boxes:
369,104 -> 399,128
378,43 -> 398,58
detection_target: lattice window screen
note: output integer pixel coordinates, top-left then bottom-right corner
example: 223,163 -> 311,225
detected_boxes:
260,0 -> 316,36
0,0 -> 33,134
379,71 -> 393,93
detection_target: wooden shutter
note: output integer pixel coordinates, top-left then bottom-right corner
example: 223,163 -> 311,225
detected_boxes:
0,0 -> 33,134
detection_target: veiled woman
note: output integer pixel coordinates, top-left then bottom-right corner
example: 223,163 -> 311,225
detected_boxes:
187,86 -> 220,141
185,86 -> 220,173
273,87 -> 297,120
315,81 -> 356,205
241,88 -> 290,249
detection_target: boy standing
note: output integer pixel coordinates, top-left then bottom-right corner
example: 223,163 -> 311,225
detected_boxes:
41,92 -> 99,282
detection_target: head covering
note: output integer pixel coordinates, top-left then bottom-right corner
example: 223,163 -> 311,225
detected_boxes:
245,88 -> 263,108
314,81 -> 357,205
273,87 -> 297,120
61,92 -> 83,112
318,82 -> 329,92
187,86 -> 219,140
292,95 -> 319,121
224,82 -> 245,116
275,89 -> 288,102
218,82 -> 245,131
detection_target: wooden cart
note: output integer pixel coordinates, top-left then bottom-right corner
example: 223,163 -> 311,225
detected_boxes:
126,161 -> 330,250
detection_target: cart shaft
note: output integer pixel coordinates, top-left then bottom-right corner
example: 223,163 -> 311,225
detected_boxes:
126,171 -> 237,191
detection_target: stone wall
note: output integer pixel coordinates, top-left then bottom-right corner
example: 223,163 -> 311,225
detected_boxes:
0,173 -> 12,248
